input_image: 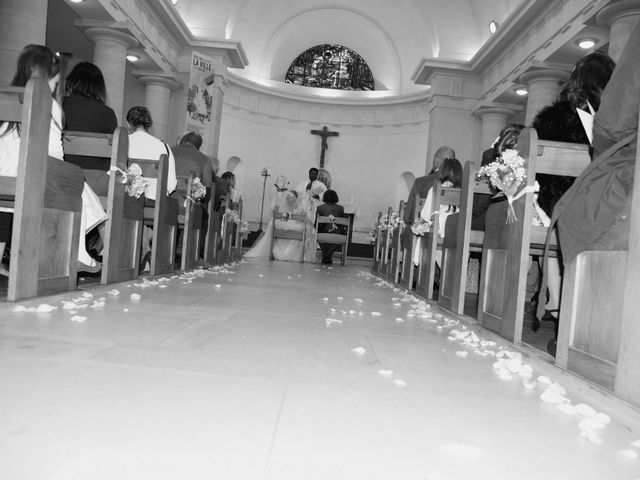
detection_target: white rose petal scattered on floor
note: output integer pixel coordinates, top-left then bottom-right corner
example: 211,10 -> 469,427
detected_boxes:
358,311 -> 365,317
377,369 -> 393,376
70,315 -> 87,323
556,403 -> 576,415
456,351 -> 469,358
214,284 -> 222,289
35,304 -> 57,313
159,285 -> 168,289
578,417 -> 607,431
392,302 -> 402,307
540,387 -> 569,405
90,300 -> 106,309
393,379 -> 407,387
593,413 -> 611,425
631,439 -> 640,448
287,276 -> 292,279
12,306 -> 27,312
82,292 -> 93,298
130,293 -> 141,301
371,312 -> 382,316
574,403 -> 597,417
522,378 -> 537,389
108,289 -> 120,296
537,375 -> 552,385
337,296 -> 344,301
617,449 -> 639,460
123,308 -> 129,312
325,318 -> 343,325
579,429 -> 603,445
322,297 -> 329,302
351,347 -> 366,355
395,317 -> 404,322
258,274 -> 264,277
354,298 -> 363,303
439,444 -> 481,460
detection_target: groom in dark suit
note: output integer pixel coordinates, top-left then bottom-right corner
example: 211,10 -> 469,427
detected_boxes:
402,145 -> 456,248
316,189 -> 346,264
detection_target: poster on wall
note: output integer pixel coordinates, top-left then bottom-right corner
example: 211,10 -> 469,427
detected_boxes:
186,52 -> 214,147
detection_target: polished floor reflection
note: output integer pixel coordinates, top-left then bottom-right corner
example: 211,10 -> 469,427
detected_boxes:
1,259 -> 639,480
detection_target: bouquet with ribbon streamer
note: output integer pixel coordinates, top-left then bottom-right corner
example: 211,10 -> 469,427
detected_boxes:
476,149 -> 527,223
184,177 -> 206,207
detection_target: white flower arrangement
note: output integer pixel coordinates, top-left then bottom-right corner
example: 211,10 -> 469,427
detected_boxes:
239,219 -> 249,233
411,216 -> 432,236
476,148 -> 527,223
223,208 -> 241,225
124,163 -> 147,198
190,177 -> 206,201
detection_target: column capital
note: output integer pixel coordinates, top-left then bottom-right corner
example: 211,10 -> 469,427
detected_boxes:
133,70 -> 182,90
473,106 -> 518,118
75,20 -> 138,49
597,0 -> 640,27
519,67 -> 570,86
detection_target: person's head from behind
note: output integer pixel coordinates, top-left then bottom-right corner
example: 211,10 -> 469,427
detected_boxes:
221,171 -> 235,188
65,62 -> 108,104
126,106 -> 153,132
438,158 -> 463,188
562,50 -> 615,111
308,167 -> 319,181
179,131 -> 203,150
432,145 -> 455,173
322,189 -> 339,204
492,124 -> 524,160
12,44 -> 59,87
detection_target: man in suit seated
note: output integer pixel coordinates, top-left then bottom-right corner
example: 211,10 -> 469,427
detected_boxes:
316,189 -> 346,264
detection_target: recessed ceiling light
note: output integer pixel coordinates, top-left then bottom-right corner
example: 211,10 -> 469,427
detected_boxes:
577,38 -> 597,49
489,21 -> 499,35
514,87 -> 528,96
68,0 -> 84,3
126,54 -> 139,62
171,0 -> 178,4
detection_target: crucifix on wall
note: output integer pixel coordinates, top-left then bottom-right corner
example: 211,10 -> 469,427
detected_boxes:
310,125 -> 339,169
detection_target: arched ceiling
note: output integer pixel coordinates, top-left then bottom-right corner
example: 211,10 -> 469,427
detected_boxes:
173,0 -> 525,92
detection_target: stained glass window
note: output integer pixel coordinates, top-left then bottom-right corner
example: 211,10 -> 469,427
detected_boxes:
285,45 -> 375,91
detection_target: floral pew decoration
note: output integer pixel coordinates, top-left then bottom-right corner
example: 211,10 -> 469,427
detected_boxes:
368,211 -> 404,243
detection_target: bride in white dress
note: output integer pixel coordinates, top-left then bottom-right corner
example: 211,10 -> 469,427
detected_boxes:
245,188 -> 317,262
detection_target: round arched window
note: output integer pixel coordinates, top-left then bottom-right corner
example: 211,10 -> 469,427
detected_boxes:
285,44 -> 374,91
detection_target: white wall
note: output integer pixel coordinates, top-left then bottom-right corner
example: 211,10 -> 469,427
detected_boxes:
218,107 -> 428,240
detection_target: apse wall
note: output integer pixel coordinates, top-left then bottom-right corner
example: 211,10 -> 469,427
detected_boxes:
218,75 -> 430,241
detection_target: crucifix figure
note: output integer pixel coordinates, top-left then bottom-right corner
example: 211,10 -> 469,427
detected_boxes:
310,126 -> 339,169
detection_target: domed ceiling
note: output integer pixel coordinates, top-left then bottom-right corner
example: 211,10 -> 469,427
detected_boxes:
173,0 -> 523,92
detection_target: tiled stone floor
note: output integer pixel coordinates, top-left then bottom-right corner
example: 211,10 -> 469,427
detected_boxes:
0,259 -> 639,480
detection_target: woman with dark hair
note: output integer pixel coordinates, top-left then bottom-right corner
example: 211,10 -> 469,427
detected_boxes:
0,45 -> 107,274
63,61 -> 118,195
126,106 -> 177,269
316,189 -> 346,264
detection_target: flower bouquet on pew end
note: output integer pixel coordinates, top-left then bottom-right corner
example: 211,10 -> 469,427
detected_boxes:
476,148 -> 527,223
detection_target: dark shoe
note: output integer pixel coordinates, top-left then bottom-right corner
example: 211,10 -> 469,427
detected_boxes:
547,338 -> 557,357
532,309 -> 558,332
141,251 -> 152,272
88,248 -> 103,264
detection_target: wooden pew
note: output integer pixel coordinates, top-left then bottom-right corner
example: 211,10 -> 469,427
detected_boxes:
141,154 -> 178,276
556,106 -> 640,401
399,196 -> 426,290
203,182 -> 219,265
438,162 -> 491,315
372,211 -> 383,274
415,184 -> 461,300
232,197 -> 244,261
175,171 -> 204,271
218,195 -> 236,264
0,79 -> 84,300
380,206 -> 393,278
477,127 -> 590,343
388,201 -> 405,283
63,128 -> 145,284
315,215 -> 351,266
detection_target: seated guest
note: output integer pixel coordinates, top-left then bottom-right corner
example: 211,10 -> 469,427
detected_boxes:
126,106 -> 177,200
171,131 -> 214,205
530,50 -> 615,338
126,106 -> 177,269
62,61 -> 118,196
0,44 -> 106,274
316,189 -> 346,264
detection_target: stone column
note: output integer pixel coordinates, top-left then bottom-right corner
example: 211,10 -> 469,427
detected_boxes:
134,72 -> 181,142
82,27 -> 137,121
203,56 -> 231,159
0,0 -> 48,86
475,107 -> 516,152
519,69 -> 569,125
597,0 -> 640,62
